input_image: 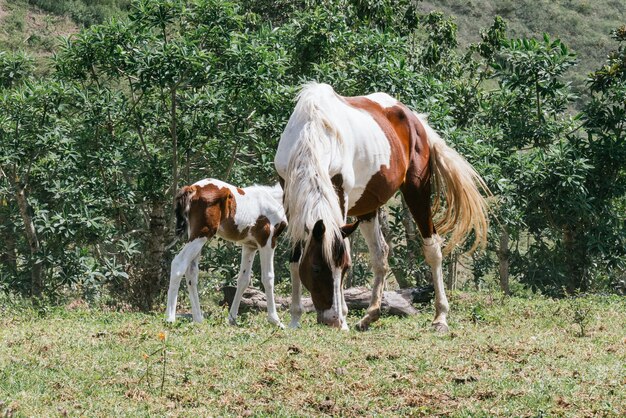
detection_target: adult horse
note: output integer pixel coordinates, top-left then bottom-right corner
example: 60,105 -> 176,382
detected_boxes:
275,83 -> 489,331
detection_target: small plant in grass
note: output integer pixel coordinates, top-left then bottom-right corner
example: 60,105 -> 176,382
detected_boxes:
138,331 -> 169,395
470,304 -> 486,324
567,296 -> 594,337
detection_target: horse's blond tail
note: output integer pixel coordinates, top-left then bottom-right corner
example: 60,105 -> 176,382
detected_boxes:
417,115 -> 490,254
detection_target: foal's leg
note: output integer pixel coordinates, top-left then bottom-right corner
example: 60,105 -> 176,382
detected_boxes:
289,243 -> 303,329
228,245 -> 257,326
185,254 -> 203,323
355,214 -> 389,331
401,182 -> 449,332
259,245 -> 285,328
166,237 -> 208,323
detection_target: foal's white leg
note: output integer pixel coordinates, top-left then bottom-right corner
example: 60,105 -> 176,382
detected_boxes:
185,254 -> 203,323
355,216 -> 389,331
259,245 -> 284,328
289,255 -> 303,329
423,235 -> 449,332
166,237 -> 207,323
228,245 -> 256,326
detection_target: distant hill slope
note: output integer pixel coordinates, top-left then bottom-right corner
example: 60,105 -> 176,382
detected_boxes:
418,0 -> 626,90
1,0 -> 624,90
0,0 -> 78,58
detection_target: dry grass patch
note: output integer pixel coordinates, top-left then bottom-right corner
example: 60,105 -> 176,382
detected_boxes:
1,292 -> 625,416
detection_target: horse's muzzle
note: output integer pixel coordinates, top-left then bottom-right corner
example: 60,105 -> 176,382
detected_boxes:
317,309 -> 346,329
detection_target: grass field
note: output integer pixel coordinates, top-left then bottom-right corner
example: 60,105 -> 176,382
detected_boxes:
1,292 -> 625,416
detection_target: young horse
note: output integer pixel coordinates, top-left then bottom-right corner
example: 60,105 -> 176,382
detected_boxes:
165,178 -> 287,328
275,83 -> 489,331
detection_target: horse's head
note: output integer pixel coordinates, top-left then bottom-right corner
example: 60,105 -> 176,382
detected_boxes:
299,219 -> 359,329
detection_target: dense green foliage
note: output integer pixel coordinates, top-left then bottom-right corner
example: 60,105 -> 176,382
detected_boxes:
0,0 -> 624,305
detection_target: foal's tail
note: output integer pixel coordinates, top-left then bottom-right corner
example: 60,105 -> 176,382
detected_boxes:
417,114 -> 490,254
174,186 -> 195,239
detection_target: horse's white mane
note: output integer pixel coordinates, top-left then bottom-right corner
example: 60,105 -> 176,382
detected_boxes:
283,83 -> 345,263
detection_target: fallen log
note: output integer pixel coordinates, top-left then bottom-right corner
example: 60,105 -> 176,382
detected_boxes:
220,285 -> 434,317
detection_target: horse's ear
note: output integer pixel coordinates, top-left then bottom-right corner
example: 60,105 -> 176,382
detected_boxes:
312,220 -> 325,241
341,220 -> 360,238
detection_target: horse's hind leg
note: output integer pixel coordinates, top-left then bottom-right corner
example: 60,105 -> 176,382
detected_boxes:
185,254 -> 203,323
355,213 -> 389,331
166,237 -> 208,323
401,182 -> 449,332
228,245 -> 257,326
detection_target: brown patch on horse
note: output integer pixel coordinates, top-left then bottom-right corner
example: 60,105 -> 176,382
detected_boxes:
299,231 -> 334,311
399,114 -> 435,238
237,187 -> 246,195
272,221 -> 287,248
343,97 -> 425,216
357,211 -> 377,222
331,174 -> 345,216
187,184 -> 235,241
219,217 -> 249,242
251,216 -> 271,248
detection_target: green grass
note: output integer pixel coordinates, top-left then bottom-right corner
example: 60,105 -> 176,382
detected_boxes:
1,292 -> 625,416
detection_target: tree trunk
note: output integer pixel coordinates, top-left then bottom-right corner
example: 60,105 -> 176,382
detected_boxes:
497,228 -> 511,295
378,206 -> 412,289
446,251 -> 458,291
0,206 -> 18,276
14,185 -> 43,297
134,202 -> 167,310
400,198 -> 421,285
220,285 -> 434,317
170,85 -> 179,217
563,227 -> 587,293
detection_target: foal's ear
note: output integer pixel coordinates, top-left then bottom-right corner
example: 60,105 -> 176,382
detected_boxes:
312,219 -> 325,241
341,220 -> 360,238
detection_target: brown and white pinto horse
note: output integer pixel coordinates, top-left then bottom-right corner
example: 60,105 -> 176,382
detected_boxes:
275,83 -> 489,331
165,179 -> 287,328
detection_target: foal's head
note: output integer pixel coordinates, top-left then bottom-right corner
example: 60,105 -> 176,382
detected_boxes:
299,219 -> 359,328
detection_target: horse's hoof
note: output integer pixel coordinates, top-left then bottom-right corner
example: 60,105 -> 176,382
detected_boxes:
432,322 -> 449,333
288,321 -> 301,329
355,320 -> 369,332
274,322 -> 286,329
227,317 -> 237,326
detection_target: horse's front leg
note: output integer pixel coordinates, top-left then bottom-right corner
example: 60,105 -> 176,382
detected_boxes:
166,237 -> 207,323
355,213 -> 389,331
259,245 -> 284,328
228,245 -> 257,326
288,243 -> 303,329
341,238 -> 351,318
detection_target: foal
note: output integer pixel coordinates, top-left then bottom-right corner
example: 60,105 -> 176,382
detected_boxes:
165,178 -> 287,328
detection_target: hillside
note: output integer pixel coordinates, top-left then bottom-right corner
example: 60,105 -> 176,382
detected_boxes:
0,0 -> 78,57
1,0 -> 623,90
418,0 -> 625,91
